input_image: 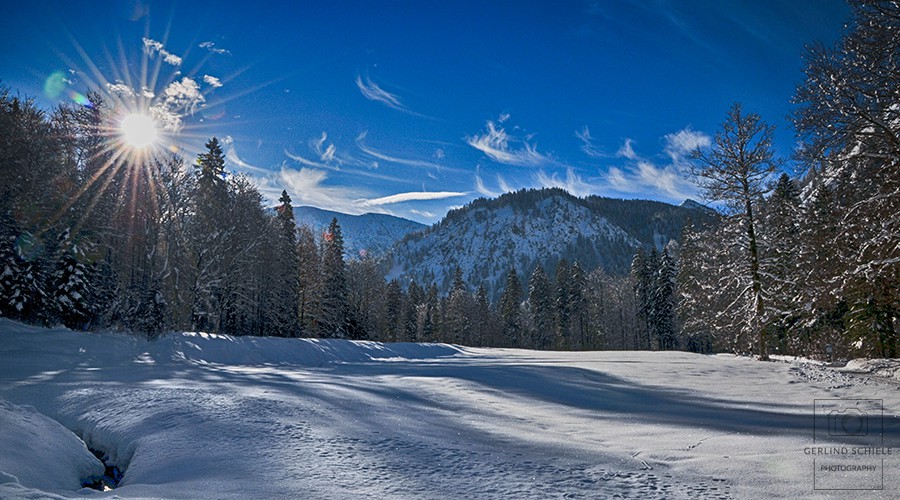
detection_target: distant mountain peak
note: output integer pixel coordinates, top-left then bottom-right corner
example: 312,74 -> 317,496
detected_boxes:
388,188 -> 718,299
680,199 -> 708,210
294,206 -> 425,259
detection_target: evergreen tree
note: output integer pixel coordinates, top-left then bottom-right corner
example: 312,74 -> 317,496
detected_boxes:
498,269 -> 523,347
320,218 -> 348,338
652,248 -> 678,350
473,284 -> 492,346
445,266 -> 471,344
568,262 -> 588,350
528,265 -> 554,349
382,279 -> 403,342
189,137 -> 231,332
270,190 -> 300,336
296,224 -> 321,336
51,229 -> 92,329
554,259 -> 571,349
404,280 -> 423,342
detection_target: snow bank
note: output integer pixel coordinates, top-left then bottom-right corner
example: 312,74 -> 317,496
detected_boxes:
166,331 -> 465,366
842,358 -> 900,380
0,399 -> 103,491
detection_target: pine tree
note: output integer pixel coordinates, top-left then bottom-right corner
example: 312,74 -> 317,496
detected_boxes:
473,285 -> 492,346
498,269 -> 523,347
296,224 -> 321,336
759,173 -> 801,352
554,259 -> 571,349
269,190 -> 300,336
404,280 -> 423,342
568,262 -> 588,350
528,265 -> 554,349
383,279 -> 403,342
630,248 -> 654,349
189,137 -> 230,332
445,266 -> 471,344
652,248 -> 678,350
51,229 -> 92,329
320,218 -> 348,338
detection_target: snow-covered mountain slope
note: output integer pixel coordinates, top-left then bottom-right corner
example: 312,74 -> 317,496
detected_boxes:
294,206 -> 425,259
387,188 -> 717,296
2,319 -> 897,499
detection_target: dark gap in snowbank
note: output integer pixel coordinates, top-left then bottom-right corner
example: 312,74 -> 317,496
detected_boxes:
80,447 -> 124,491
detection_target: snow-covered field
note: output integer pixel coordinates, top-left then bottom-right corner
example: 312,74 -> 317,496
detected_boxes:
1,318 -> 898,499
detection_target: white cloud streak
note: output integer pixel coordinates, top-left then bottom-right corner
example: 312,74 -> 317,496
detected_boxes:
356,131 -> 453,171
202,75 -> 223,88
663,127 -> 711,163
142,37 -> 182,66
356,74 -> 409,113
575,126 -> 605,158
475,173 -> 503,198
199,41 -> 231,55
467,119 -> 552,167
595,127 -> 707,201
360,191 -> 468,206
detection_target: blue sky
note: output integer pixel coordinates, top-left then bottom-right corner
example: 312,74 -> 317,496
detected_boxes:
1,0 -> 849,222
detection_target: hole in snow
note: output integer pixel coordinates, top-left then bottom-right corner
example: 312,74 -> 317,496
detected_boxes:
80,447 -> 125,491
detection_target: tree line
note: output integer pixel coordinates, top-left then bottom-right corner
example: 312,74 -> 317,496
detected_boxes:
1,1 -> 896,359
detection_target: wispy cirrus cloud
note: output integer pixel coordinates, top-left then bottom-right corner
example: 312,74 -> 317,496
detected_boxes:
467,118 -> 553,167
575,126 -> 605,158
285,133 -> 416,184
311,132 -> 337,162
199,41 -> 231,56
356,131 -> 457,171
535,168 -> 596,197
360,191 -> 468,207
596,126 -> 705,201
356,74 -> 409,112
616,138 -> 639,160
663,127 -> 710,163
142,37 -> 182,66
475,172 -> 502,198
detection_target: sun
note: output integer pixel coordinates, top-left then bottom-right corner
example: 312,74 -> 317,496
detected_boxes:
120,113 -> 159,149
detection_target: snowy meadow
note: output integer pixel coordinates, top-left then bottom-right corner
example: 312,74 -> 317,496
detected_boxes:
2,318 -> 898,498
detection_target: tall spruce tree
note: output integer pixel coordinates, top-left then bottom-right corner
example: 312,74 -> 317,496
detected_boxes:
528,265 -> 554,350
319,218 -> 348,338
499,269 -> 523,347
270,190 -> 300,336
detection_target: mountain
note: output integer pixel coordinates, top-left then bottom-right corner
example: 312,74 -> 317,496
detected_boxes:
294,206 -> 426,259
386,188 -> 718,298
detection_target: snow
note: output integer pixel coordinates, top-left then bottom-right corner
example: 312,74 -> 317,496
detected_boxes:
2,318 -> 899,498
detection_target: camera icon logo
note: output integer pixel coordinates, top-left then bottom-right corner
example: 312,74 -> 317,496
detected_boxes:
828,408 -> 868,436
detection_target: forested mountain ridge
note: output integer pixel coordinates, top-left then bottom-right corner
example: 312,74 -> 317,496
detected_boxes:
386,188 -> 717,299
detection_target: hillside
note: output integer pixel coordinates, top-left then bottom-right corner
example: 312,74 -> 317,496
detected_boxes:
294,206 -> 426,259
387,188 -> 718,297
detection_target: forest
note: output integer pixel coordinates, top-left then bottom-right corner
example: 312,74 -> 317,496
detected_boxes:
0,1 -> 896,359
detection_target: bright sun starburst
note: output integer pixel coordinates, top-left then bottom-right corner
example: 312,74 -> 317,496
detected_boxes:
120,113 -> 159,149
